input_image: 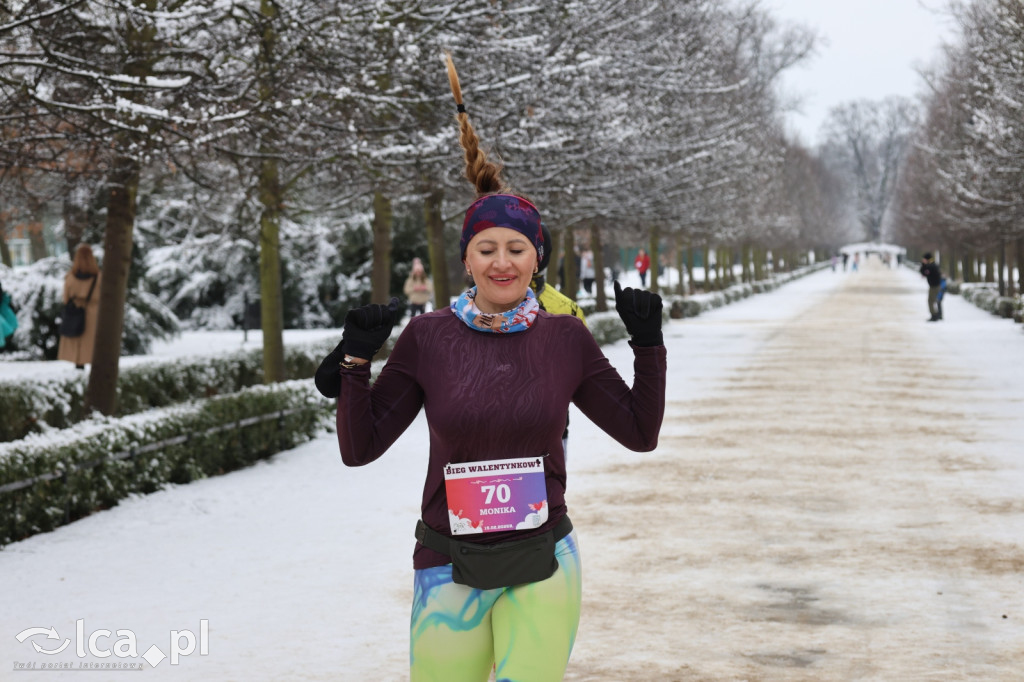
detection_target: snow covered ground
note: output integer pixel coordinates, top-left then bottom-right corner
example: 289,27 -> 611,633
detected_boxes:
2,259 -> 1022,680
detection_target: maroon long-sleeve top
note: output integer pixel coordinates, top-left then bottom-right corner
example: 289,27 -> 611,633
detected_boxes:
336,308 -> 667,569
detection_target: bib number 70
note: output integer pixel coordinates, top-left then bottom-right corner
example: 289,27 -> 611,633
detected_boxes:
481,484 -> 511,505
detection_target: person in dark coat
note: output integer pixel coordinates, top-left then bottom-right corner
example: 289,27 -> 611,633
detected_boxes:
919,252 -> 943,322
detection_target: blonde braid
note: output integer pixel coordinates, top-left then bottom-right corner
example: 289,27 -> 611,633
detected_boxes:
445,51 -> 509,197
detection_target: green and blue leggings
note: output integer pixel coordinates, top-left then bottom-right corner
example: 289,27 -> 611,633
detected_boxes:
410,532 -> 582,682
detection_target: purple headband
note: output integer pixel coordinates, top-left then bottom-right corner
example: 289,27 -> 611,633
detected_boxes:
460,194 -> 544,262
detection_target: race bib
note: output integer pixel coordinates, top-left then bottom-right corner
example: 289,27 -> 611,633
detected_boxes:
443,457 -> 549,535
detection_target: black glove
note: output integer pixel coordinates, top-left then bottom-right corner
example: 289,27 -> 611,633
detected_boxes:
313,297 -> 400,399
314,339 -> 346,398
614,280 -> 663,347
342,297 -> 400,360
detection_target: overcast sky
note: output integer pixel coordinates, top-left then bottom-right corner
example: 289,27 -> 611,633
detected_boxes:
769,0 -> 958,146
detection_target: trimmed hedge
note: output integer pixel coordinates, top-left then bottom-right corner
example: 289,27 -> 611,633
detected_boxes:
959,283 -> 1023,320
0,339 -> 350,443
661,264 -> 825,319
0,380 -> 330,546
572,266 -> 824,323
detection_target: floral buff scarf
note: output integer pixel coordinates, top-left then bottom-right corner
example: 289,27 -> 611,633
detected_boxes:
451,288 -> 539,333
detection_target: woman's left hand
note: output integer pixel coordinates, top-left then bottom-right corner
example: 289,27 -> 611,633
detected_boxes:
613,281 -> 663,347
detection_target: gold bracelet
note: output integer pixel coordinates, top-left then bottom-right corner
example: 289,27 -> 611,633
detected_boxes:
340,355 -> 362,369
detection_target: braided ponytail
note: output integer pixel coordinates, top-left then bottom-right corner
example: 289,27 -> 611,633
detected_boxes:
444,51 -> 509,197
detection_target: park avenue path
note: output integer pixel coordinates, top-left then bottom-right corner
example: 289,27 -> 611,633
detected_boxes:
566,258 -> 1024,680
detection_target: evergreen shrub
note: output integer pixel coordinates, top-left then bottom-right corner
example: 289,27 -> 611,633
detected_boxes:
0,339 -> 349,443
994,297 -> 1016,319
0,380 -> 329,546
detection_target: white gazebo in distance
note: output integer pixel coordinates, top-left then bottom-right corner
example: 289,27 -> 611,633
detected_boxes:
839,242 -> 907,258
839,242 -> 907,267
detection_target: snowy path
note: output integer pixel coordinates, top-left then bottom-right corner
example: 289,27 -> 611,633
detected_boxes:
2,260 -> 1023,681
566,261 -> 1024,680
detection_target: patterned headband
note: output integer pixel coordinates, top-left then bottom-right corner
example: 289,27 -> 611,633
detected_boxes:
460,194 -> 544,262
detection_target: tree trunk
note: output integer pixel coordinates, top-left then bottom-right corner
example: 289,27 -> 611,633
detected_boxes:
984,251 -> 994,283
591,223 -> 608,312
674,235 -> 684,296
258,157 -> 286,384
85,160 -> 139,416
562,228 -> 577,300
423,189 -> 449,308
686,244 -> 695,295
371,190 -> 393,303
547,225 -> 561,290
1006,239 -> 1016,297
62,178 -> 93,256
28,198 -> 47,262
0,211 -> 11,267
648,226 -> 660,295
703,244 -> 712,291
251,0 -> 286,384
961,251 -> 971,283
998,238 -> 1007,296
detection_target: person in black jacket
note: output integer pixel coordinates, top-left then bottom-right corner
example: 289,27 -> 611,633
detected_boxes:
919,252 -> 943,322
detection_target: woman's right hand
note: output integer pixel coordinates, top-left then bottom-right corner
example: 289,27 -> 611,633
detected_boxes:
314,340 -> 346,398
314,298 -> 400,399
341,297 -> 400,360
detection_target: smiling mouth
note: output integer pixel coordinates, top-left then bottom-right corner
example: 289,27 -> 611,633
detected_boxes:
490,275 -> 517,284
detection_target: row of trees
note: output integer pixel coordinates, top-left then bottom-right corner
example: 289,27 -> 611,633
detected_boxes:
893,0 -> 1024,295
2,0 -> 856,414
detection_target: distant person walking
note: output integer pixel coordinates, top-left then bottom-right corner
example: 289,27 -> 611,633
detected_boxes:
403,257 -> 433,319
634,248 -> 650,287
919,252 -> 943,322
58,243 -> 102,368
579,249 -> 595,295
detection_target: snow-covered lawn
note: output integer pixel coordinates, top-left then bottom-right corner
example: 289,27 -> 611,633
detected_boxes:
2,260 -> 1022,680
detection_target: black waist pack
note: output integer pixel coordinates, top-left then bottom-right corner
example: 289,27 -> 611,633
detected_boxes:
415,515 -> 572,590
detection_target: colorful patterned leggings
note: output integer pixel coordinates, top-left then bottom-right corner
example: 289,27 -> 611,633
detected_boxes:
410,532 -> 582,682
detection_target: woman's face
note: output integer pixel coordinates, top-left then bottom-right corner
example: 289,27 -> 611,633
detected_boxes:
464,227 -> 538,314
